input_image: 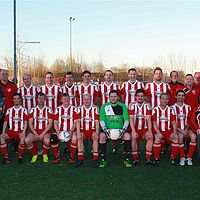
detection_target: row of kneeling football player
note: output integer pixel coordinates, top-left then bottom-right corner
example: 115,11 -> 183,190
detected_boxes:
0,89 -> 199,168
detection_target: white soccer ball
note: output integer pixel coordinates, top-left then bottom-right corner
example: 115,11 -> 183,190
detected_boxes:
58,131 -> 70,142
109,129 -> 120,140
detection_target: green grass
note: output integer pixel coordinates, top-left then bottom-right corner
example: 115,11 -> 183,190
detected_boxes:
0,142 -> 200,200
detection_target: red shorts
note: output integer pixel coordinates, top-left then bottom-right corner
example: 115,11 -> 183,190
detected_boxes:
136,128 -> 148,139
161,130 -> 173,143
81,129 -> 95,139
6,130 -> 21,141
30,129 -> 51,135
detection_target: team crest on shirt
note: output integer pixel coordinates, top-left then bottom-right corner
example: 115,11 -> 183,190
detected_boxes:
7,88 -> 11,92
192,90 -> 196,95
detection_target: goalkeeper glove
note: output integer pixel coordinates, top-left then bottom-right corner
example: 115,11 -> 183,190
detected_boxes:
119,128 -> 126,138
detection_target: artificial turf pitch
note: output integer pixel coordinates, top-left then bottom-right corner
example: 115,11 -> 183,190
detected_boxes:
0,142 -> 200,200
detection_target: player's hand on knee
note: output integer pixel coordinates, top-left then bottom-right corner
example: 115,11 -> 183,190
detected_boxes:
146,131 -> 153,140
155,133 -> 162,141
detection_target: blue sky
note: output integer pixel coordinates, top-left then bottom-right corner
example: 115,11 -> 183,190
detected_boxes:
0,0 -> 200,73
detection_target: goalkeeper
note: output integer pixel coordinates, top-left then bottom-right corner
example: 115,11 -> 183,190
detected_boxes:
99,90 -> 132,168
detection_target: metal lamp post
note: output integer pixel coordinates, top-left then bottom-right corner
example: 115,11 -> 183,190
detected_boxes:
69,17 -> 75,71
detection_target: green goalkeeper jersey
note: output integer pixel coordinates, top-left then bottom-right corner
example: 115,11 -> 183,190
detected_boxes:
100,101 -> 129,129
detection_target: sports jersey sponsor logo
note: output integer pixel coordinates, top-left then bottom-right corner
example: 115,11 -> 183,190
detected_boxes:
12,117 -> 22,121
23,95 -> 34,100
109,115 -> 120,122
103,92 -> 109,97
128,90 -> 135,94
135,114 -> 146,119
177,114 -> 186,119
46,95 -> 56,99
158,117 -> 169,121
61,115 -> 72,119
154,91 -> 161,96
82,117 -> 93,121
35,117 -> 48,121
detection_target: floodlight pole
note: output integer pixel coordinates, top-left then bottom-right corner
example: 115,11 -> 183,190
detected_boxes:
13,0 -> 17,84
69,17 -> 75,71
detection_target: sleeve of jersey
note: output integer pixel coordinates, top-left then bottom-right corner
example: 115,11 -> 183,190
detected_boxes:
141,82 -> 145,90
4,110 -> 9,122
144,83 -> 151,97
28,109 -> 34,119
57,88 -> 62,106
99,105 -> 106,122
170,109 -> 176,122
128,108 -> 134,116
117,84 -> 121,95
152,109 -> 157,122
189,107 -> 200,131
167,84 -> 172,94
120,83 -> 126,96
13,84 -> 18,93
146,105 -> 151,116
48,108 -> 54,119
122,104 -> 129,121
75,108 -> 81,120
187,107 -> 192,126
54,109 -> 59,121
24,109 -> 28,121
94,108 -> 99,120
97,87 -> 102,99
75,90 -> 80,106
93,86 -> 99,103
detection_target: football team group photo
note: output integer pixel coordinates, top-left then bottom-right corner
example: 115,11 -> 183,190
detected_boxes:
0,68 -> 199,168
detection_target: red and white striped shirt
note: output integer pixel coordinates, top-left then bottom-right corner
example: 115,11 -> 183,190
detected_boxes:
152,106 -> 176,132
121,80 -> 144,107
29,106 -> 53,131
98,82 -> 121,106
18,84 -> 37,113
171,103 -> 192,130
77,105 -> 99,130
128,101 -> 151,130
54,105 -> 78,131
4,106 -> 28,132
38,84 -> 61,111
60,83 -> 79,106
77,83 -> 98,106
145,81 -> 171,108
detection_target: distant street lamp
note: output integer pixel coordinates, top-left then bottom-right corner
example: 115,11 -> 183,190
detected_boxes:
17,41 -> 40,86
13,0 -> 17,84
69,17 -> 75,71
